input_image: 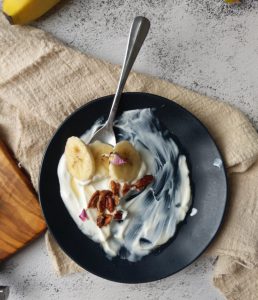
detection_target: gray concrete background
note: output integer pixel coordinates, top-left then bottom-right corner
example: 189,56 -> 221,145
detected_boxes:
1,0 -> 258,299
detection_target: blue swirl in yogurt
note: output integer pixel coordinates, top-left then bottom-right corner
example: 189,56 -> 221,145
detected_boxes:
58,108 -> 191,262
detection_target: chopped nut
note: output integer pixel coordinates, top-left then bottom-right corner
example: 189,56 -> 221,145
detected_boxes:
133,175 -> 154,190
97,197 -> 106,213
106,196 -> 115,213
122,183 -> 131,196
100,190 -> 113,196
114,210 -> 123,221
97,214 -> 105,228
114,195 -> 120,206
88,185 -> 129,227
88,191 -> 100,208
104,214 -> 113,226
110,180 -> 121,196
97,190 -> 110,213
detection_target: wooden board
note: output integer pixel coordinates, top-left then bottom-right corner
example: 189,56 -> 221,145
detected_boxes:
0,140 -> 46,261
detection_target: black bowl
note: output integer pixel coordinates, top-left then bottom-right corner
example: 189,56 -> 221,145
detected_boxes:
39,92 -> 227,283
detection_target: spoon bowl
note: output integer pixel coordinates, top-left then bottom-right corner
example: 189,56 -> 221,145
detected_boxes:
89,123 -> 116,146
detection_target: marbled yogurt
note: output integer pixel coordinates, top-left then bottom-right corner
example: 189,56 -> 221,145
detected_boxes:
58,108 -> 191,261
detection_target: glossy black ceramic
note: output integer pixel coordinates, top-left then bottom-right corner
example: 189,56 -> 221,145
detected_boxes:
39,92 -> 227,283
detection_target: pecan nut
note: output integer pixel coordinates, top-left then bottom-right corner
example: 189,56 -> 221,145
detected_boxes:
97,197 -> 106,213
88,191 -> 100,208
113,210 -> 123,221
104,214 -> 113,226
133,175 -> 154,190
114,195 -> 120,206
110,180 -> 121,196
122,183 -> 131,196
106,196 -> 115,213
97,190 -> 111,213
96,214 -> 105,228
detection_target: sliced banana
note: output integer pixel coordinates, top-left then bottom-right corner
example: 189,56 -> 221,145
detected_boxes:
109,140 -> 141,182
89,141 -> 113,178
65,136 -> 95,180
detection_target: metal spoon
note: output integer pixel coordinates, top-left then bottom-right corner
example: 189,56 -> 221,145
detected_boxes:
89,16 -> 150,146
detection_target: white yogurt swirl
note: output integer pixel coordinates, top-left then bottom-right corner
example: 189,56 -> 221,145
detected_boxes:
58,108 -> 191,261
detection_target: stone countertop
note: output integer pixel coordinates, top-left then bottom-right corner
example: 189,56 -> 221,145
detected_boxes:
1,0 -> 258,299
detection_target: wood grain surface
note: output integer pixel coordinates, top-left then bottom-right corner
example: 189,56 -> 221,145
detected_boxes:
0,140 -> 46,261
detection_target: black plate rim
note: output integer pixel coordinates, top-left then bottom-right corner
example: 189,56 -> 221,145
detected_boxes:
38,92 -> 228,283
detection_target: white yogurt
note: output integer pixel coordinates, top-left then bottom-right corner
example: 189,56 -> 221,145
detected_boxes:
58,108 -> 191,261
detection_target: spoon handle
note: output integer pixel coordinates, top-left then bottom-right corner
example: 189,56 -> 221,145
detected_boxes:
106,16 -> 150,126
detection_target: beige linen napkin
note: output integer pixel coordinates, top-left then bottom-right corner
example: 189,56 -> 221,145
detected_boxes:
1,14 -> 258,300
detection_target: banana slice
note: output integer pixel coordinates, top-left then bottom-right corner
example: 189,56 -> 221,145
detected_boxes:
89,141 -> 113,178
65,137 -> 95,180
109,141 -> 141,182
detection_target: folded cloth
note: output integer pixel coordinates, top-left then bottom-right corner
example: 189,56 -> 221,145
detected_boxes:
0,14 -> 258,300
